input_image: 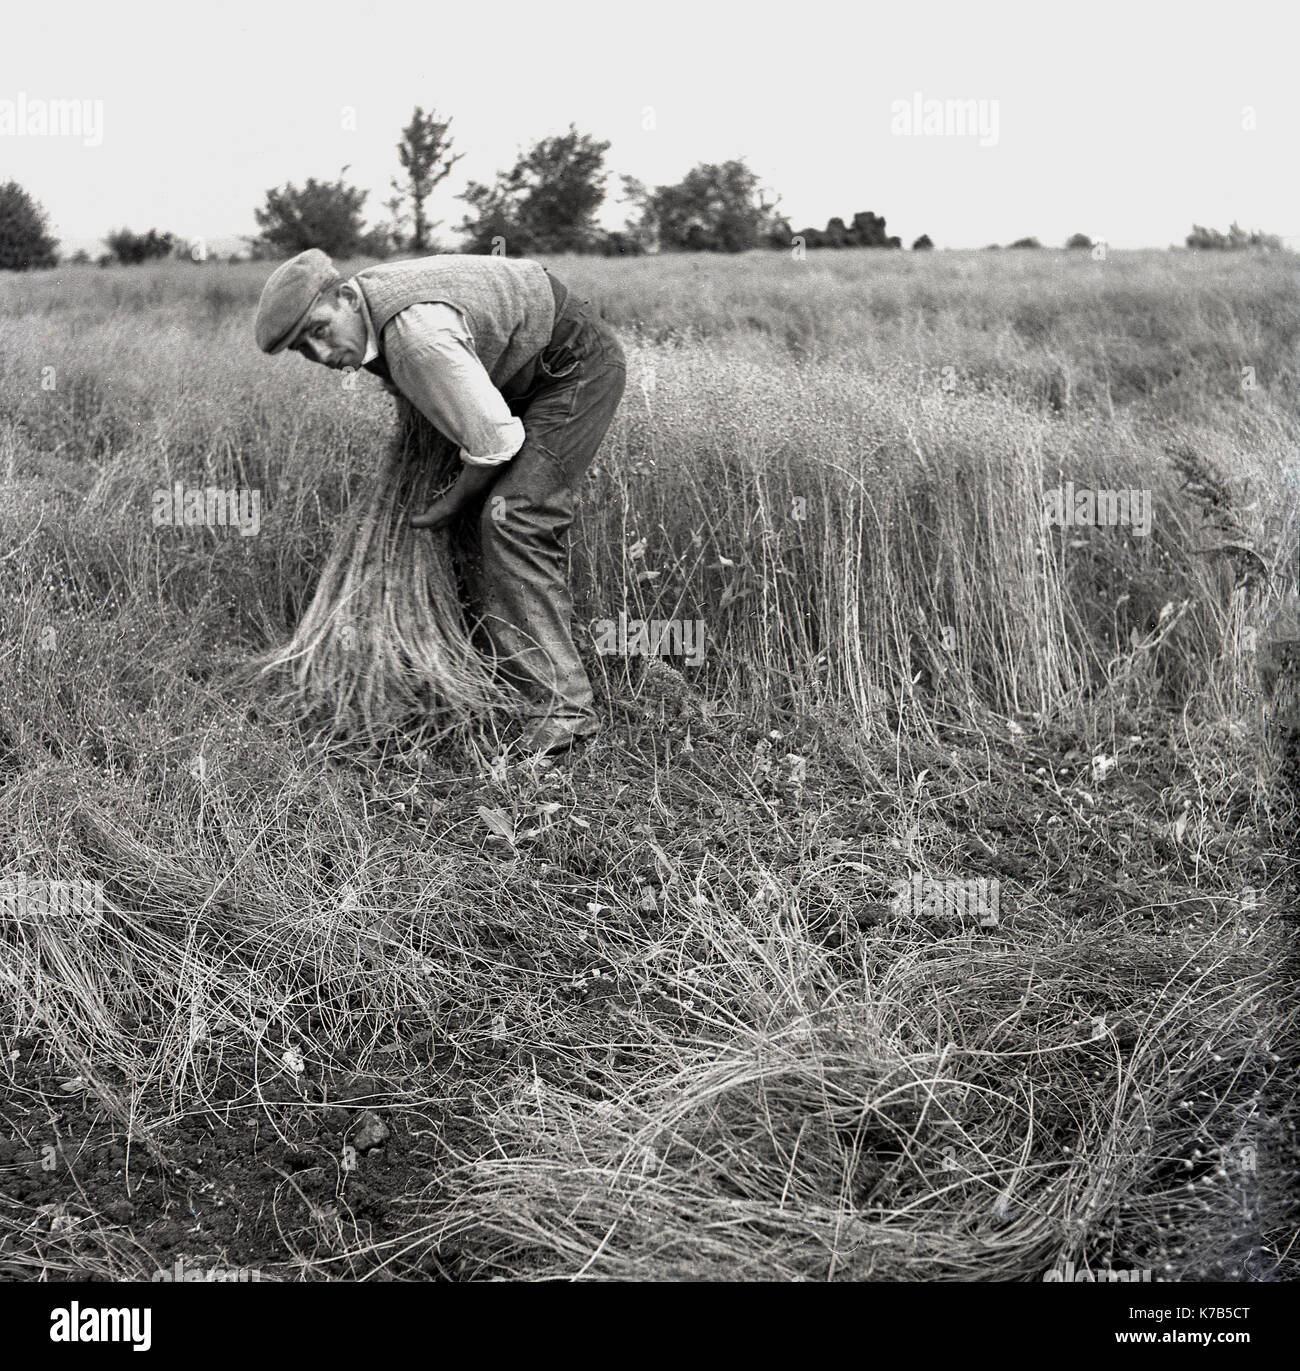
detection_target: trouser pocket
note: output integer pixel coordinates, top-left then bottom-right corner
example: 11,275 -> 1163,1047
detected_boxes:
537,341 -> 579,380
537,308 -> 591,380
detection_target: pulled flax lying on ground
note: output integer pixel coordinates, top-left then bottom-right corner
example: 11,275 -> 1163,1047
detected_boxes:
254,400 -> 512,741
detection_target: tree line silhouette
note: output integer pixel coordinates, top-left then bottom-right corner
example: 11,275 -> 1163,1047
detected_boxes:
0,109 -> 1289,267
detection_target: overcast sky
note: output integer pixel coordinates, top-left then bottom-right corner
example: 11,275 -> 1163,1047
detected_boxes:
3,0 -> 1296,255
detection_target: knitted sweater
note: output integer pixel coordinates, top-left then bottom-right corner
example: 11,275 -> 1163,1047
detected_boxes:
352,254 -> 556,390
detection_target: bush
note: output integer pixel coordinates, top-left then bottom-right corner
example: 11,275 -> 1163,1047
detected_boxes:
1066,233 -> 1093,250
103,228 -> 175,266
788,210 -> 903,252
461,125 -> 612,255
912,234 -> 934,250
253,175 -> 373,258
1186,222 -> 1283,251
1010,237 -> 1042,249
0,181 -> 59,270
596,230 -> 645,257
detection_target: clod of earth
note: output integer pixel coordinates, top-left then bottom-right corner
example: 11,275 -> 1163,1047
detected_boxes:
352,1111 -> 390,1153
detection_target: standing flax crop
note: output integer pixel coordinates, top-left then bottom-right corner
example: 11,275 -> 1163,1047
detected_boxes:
256,398 -> 514,743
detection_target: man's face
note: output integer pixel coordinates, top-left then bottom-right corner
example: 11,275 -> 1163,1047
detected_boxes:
289,285 -> 368,370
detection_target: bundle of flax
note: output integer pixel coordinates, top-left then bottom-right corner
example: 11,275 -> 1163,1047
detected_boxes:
257,399 -> 513,742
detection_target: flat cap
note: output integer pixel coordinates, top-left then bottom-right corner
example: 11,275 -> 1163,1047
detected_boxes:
255,248 -> 341,353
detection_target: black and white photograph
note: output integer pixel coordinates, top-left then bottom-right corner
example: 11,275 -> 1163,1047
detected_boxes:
0,0 -> 1296,1340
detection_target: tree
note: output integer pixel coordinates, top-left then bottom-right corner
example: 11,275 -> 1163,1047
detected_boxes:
614,176 -> 660,253
912,234 -> 934,250
390,107 -> 463,253
459,124 -> 611,255
1186,222 -> 1283,251
1065,233 -> 1093,249
1010,236 -> 1042,249
382,191 -> 408,252
0,181 -> 59,270
103,227 -> 175,265
595,229 -> 646,257
845,211 -> 900,247
253,172 -> 372,258
823,215 -> 849,248
627,159 -> 784,254
356,224 -> 395,259
790,210 -> 904,252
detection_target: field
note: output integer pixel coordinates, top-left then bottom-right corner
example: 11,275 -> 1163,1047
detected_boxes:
0,246 -> 1297,1281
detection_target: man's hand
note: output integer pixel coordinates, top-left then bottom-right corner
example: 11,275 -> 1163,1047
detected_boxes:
410,461 -> 501,530
409,495 -> 463,531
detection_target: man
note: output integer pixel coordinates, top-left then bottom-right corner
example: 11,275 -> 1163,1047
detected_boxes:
254,248 -> 626,757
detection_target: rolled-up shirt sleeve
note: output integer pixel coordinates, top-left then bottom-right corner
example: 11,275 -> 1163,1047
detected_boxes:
382,303 -> 527,467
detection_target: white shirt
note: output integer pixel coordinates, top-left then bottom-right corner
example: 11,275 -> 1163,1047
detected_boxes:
349,278 -> 527,467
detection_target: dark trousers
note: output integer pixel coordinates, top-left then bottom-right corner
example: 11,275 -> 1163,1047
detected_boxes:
453,273 -> 627,722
